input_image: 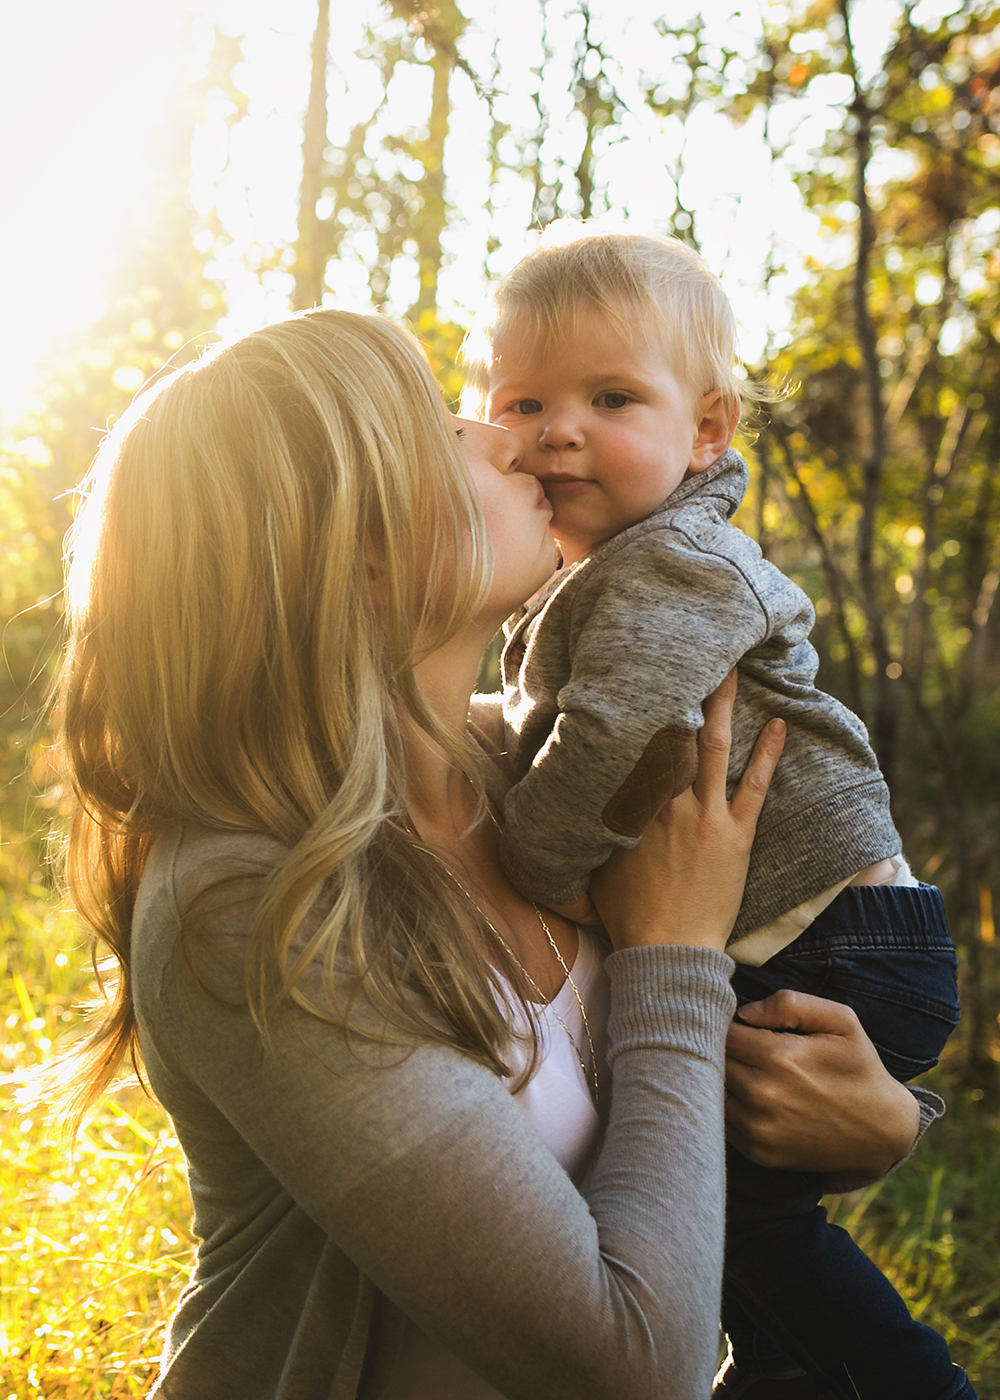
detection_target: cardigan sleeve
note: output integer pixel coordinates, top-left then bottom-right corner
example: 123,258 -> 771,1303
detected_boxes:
500,533 -> 768,906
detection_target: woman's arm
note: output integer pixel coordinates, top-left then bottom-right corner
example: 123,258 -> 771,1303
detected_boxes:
596,681 -> 924,1186
144,680 -> 785,1400
724,990 -> 924,1179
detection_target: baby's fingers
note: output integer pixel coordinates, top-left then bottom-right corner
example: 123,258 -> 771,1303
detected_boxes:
730,717 -> 785,823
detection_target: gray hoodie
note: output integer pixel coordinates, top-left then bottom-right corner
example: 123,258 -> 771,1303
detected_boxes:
499,449 -> 900,942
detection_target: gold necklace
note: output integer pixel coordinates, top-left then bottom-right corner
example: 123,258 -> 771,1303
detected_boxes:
446,873 -> 600,1108
530,902 -> 601,1108
405,794 -> 600,1105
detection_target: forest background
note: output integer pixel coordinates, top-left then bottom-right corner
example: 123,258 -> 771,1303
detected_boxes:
1,0 -> 999,1393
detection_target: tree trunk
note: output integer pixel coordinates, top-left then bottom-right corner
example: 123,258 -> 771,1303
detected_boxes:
839,0 -> 896,782
410,35 -> 453,320
755,428 -> 771,560
389,0 -> 466,322
292,0 -> 331,311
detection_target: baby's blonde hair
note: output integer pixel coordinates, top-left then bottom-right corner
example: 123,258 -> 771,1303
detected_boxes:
461,225 -> 763,421
56,308 -> 540,1129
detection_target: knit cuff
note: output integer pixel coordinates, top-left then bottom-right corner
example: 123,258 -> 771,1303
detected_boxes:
909,1085 -> 947,1137
606,945 -> 736,1070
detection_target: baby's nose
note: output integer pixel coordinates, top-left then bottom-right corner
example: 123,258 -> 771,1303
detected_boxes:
539,414 -> 583,450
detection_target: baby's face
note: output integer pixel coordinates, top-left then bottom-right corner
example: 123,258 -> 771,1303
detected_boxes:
487,308 -> 708,565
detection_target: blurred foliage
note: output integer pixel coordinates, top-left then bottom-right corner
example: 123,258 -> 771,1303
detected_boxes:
0,22 -> 231,872
1,862 -> 191,1395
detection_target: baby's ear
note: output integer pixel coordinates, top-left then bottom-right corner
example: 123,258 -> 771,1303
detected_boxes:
688,390 -> 739,474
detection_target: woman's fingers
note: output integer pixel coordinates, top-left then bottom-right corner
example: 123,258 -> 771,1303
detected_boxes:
591,680 -> 785,954
729,717 -> 786,823
693,673 -> 784,824
726,988 -> 857,1065
692,670 -> 737,806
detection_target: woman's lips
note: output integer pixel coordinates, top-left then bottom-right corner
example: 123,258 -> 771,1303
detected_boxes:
534,478 -> 554,511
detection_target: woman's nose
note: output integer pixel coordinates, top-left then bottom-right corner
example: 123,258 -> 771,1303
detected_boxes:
453,417 -> 522,473
490,423 -> 522,473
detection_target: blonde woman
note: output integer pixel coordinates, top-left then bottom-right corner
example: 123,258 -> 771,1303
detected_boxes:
58,309 -> 925,1400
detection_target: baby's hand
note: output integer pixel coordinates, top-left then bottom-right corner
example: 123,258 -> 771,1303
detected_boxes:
549,894 -> 602,925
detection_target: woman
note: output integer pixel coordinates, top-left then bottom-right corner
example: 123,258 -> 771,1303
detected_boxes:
57,309 -> 926,1400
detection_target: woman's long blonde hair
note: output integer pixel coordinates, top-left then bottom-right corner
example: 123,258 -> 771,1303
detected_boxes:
58,308 -> 527,1127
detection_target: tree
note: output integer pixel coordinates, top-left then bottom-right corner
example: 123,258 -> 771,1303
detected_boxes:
284,0 -> 470,397
720,0 -> 1000,1075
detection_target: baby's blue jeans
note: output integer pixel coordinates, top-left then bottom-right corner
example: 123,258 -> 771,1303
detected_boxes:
724,883 -> 976,1400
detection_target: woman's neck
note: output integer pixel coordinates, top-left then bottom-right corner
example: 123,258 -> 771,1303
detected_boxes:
405,621 -> 581,1000
405,624 -> 489,834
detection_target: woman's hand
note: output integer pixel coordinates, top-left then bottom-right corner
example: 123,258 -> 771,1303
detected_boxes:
590,672 -> 786,952
725,990 -> 921,1177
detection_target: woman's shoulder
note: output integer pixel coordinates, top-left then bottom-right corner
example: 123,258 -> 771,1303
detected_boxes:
143,821 -> 287,908
134,822 -> 288,990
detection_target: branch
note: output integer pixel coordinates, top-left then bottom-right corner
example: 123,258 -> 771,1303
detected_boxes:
767,421 -> 865,717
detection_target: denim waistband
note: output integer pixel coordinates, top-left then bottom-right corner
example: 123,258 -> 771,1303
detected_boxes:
788,882 -> 952,953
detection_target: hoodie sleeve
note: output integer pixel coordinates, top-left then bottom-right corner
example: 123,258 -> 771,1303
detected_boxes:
500,529 -> 769,906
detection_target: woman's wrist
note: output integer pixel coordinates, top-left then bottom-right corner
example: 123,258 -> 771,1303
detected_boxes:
607,944 -> 737,1067
857,1075 -> 922,1178
821,1086 -> 942,1194
607,923 -> 733,953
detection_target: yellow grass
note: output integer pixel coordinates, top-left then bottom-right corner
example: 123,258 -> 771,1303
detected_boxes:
1,841 -> 191,1397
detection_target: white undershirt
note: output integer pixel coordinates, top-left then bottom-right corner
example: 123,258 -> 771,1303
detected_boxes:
727,854 -> 918,967
502,923 -> 609,1177
382,927 -> 610,1400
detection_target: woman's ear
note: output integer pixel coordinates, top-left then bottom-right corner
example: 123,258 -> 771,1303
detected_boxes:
687,390 -> 739,474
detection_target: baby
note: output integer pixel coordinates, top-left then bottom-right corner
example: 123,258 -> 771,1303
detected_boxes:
462,230 -> 974,1400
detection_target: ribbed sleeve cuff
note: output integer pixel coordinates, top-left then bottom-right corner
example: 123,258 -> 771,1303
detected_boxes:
910,1086 -> 946,1135
606,945 -> 736,1070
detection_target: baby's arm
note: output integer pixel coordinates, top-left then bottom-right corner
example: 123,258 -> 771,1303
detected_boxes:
501,537 -> 768,907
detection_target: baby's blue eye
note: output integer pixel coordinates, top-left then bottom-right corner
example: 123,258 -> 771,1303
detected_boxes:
516,399 -> 542,414
597,392 -> 630,409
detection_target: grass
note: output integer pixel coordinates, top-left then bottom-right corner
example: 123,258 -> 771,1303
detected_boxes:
2,818 -> 999,1396
1,828 -> 191,1397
